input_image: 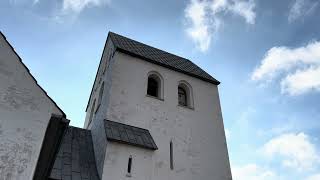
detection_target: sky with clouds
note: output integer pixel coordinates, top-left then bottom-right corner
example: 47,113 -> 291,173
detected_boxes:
1,0 -> 320,179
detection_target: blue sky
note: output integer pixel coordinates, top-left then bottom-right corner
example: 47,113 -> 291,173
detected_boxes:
1,0 -> 320,179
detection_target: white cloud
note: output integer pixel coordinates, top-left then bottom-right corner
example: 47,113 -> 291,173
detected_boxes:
305,173 -> 320,180
24,0 -> 110,15
261,132 -> 319,171
229,0 -> 255,24
184,0 -> 256,52
185,0 -> 215,52
62,0 -> 110,13
232,163 -> 279,180
251,41 -> 320,95
281,66 -> 320,95
288,0 -> 319,22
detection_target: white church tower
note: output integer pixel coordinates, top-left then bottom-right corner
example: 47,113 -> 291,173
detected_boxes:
84,32 -> 232,180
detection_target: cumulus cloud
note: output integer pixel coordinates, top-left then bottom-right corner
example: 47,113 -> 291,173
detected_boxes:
232,163 -> 279,180
288,0 -> 319,22
251,41 -> 320,95
184,0 -> 256,52
33,0 -> 110,13
229,0 -> 255,24
281,66 -> 320,95
261,132 -> 319,171
62,0 -> 110,13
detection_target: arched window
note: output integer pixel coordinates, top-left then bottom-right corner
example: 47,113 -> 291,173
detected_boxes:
178,81 -> 193,108
147,72 -> 163,99
178,87 -> 187,106
147,77 -> 158,97
89,99 -> 96,126
97,82 -> 104,108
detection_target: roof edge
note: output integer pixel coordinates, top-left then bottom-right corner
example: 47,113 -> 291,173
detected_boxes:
104,119 -> 158,150
85,32 -> 111,112
115,47 -> 220,85
85,31 -> 221,112
108,31 -> 220,85
0,31 -> 66,118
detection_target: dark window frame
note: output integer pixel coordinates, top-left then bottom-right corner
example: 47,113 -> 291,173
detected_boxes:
88,99 -> 96,127
170,140 -> 174,170
147,77 -> 159,98
97,82 -> 104,108
178,86 -> 187,106
128,156 -> 132,174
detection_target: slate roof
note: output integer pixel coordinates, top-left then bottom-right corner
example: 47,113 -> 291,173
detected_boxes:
105,120 -> 158,150
49,127 -> 99,180
86,32 -> 220,111
109,32 -> 220,85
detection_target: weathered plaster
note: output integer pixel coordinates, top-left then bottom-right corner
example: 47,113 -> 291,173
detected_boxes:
0,33 -> 64,180
98,51 -> 232,180
84,36 -> 232,179
84,39 -> 115,178
103,142 -> 154,180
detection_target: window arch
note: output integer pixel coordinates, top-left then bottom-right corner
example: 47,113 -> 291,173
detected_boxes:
97,82 -> 104,107
178,81 -> 193,108
88,99 -> 96,126
147,72 -> 163,99
178,87 -> 187,106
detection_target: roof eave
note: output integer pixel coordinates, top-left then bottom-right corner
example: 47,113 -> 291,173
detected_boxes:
115,47 -> 220,85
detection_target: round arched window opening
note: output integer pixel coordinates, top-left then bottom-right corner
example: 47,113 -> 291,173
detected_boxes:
178,87 -> 187,106
178,81 -> 193,108
147,77 -> 158,97
147,73 -> 163,99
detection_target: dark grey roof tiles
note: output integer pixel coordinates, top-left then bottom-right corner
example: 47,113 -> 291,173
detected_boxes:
104,120 -> 158,150
108,32 -> 220,85
49,127 -> 100,180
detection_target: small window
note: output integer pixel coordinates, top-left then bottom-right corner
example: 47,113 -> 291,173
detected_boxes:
88,99 -> 96,126
146,72 -> 163,99
178,81 -> 194,108
96,82 -> 104,112
147,77 -> 158,97
178,87 -> 187,106
126,155 -> 133,177
103,50 -> 112,74
170,140 -> 174,170
102,59 -> 107,74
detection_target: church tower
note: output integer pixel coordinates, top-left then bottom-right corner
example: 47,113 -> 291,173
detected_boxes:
84,32 -> 232,180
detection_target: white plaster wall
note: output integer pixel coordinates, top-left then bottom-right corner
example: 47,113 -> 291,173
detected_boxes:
104,142 -> 154,180
84,38 -> 114,130
83,38 -> 116,178
101,51 -> 232,180
0,34 -> 63,180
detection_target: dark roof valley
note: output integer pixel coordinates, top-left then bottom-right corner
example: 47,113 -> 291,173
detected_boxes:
49,127 -> 99,180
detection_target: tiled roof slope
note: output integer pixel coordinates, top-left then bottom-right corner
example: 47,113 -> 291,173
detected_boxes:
49,127 -> 99,180
105,120 -> 158,150
109,32 -> 220,85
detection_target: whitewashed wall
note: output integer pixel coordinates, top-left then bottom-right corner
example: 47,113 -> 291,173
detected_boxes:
0,34 -> 64,180
84,38 -> 115,178
100,51 -> 232,180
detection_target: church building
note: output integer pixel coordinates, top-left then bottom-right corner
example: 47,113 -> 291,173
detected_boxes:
0,31 -> 232,180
